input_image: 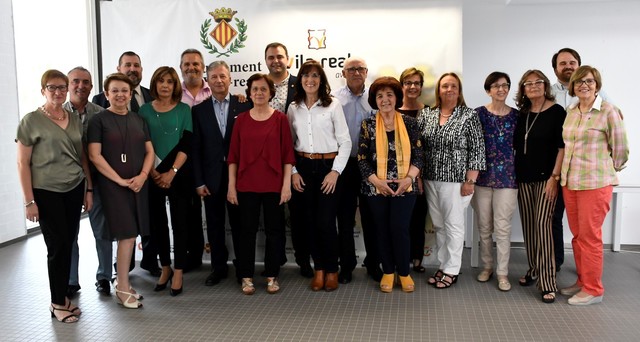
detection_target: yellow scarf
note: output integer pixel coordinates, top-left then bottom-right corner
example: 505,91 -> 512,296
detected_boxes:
375,111 -> 412,193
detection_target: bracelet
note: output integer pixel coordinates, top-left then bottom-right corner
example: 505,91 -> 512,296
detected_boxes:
24,200 -> 35,207
465,178 -> 476,184
86,189 -> 93,193
407,175 -> 416,183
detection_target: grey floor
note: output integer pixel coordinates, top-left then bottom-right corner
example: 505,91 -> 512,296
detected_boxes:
2,219 -> 640,342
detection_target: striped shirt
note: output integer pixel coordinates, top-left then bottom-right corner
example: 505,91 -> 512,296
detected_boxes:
561,97 -> 628,190
417,106 -> 486,182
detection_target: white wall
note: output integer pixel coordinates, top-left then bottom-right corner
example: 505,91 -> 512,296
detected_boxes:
462,0 -> 640,244
0,0 -> 27,242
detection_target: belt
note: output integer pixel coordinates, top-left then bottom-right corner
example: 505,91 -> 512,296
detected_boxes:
296,151 -> 338,160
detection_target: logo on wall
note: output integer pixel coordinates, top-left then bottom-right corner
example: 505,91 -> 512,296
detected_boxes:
200,7 -> 248,57
307,29 -> 326,50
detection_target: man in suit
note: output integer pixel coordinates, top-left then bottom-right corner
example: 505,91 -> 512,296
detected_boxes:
92,51 -> 153,111
64,67 -> 110,296
192,61 -> 252,286
92,50 -> 159,276
263,42 -> 312,277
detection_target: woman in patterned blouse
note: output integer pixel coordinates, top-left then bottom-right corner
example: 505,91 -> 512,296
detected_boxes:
417,73 -> 486,289
358,76 -> 424,293
471,72 -> 519,292
559,66 -> 628,306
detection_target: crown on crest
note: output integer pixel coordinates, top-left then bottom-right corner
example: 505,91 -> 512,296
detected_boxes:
210,8 -> 237,22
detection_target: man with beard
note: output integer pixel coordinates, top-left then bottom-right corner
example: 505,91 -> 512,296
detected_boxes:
180,49 -> 211,108
92,51 -> 153,111
331,57 -> 381,283
64,67 -> 109,296
92,51 -> 158,276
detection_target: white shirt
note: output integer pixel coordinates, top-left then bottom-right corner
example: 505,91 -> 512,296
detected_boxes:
287,98 -> 351,174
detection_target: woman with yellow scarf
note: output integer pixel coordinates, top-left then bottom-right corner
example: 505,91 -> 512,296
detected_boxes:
357,77 -> 424,293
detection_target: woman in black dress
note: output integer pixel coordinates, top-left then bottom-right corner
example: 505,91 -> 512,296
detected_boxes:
88,73 -> 154,309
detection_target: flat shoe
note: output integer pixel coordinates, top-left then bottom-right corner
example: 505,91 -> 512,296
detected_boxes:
497,277 -> 511,292
568,293 -> 603,306
519,274 -> 537,287
477,269 -> 493,282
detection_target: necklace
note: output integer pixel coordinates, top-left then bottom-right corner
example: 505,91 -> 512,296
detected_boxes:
111,112 -> 129,163
156,111 -> 178,135
490,114 -> 506,141
41,106 -> 66,121
523,99 -> 545,155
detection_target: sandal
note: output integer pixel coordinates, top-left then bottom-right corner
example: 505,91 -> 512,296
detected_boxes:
66,301 -> 82,316
242,278 -> 255,295
114,286 -> 143,309
541,291 -> 556,304
50,304 -> 79,323
114,280 -> 143,300
427,269 -> 444,286
398,275 -> 415,293
266,277 -> 280,294
518,274 -> 537,287
380,273 -> 394,293
435,273 -> 458,289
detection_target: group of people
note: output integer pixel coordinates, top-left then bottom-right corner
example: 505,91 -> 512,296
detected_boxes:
17,45 -> 628,323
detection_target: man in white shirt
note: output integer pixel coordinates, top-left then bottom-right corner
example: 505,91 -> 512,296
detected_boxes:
332,57 -> 381,282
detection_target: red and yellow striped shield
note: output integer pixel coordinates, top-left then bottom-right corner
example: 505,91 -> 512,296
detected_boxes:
210,20 -> 237,48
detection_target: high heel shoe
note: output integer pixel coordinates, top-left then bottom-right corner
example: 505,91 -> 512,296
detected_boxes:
154,269 -> 174,291
170,286 -> 183,297
380,273 -> 394,293
266,277 -> 280,294
114,285 -> 142,309
241,278 -> 255,295
398,275 -> 415,293
114,280 -> 143,300
50,304 -> 79,323
169,272 -> 183,296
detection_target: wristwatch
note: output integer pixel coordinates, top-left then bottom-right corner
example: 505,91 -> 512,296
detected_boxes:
172,165 -> 179,173
551,173 -> 560,181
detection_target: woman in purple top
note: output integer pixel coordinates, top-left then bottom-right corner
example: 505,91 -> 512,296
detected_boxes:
471,72 -> 518,292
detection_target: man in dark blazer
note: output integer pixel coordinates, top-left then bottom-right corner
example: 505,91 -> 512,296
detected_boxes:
92,51 -> 153,112
192,60 -> 252,286
265,42 -> 311,277
92,51 -> 158,276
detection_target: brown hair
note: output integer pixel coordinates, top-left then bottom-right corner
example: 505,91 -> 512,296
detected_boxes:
246,73 -> 276,102
568,65 -> 602,97
293,60 -> 332,107
433,72 -> 466,109
41,69 -> 68,89
103,73 -> 134,93
514,69 -> 555,114
368,76 -> 404,110
399,67 -> 424,86
149,66 -> 183,103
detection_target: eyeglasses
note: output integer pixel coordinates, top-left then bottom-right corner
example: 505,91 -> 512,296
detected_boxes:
45,85 -> 68,92
490,83 -> 510,90
403,81 -> 422,87
523,80 -> 545,88
575,79 -> 596,87
345,67 -> 367,74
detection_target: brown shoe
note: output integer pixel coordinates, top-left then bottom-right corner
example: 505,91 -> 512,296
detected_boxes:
311,270 -> 325,291
324,272 -> 339,292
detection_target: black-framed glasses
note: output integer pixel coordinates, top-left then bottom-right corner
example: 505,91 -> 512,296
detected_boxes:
575,79 -> 596,87
45,85 -> 68,92
345,67 -> 367,74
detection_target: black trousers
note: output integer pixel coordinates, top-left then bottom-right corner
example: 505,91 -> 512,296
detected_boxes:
149,183 -> 189,270
552,184 -> 565,267
409,190 -> 428,261
34,183 -> 84,305
186,193 -> 204,269
290,156 -> 340,273
202,165 -> 240,272
336,158 -> 363,272
235,192 -> 285,278
367,194 -> 416,276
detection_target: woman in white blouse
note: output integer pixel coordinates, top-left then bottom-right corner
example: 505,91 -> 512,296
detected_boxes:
287,60 -> 351,292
